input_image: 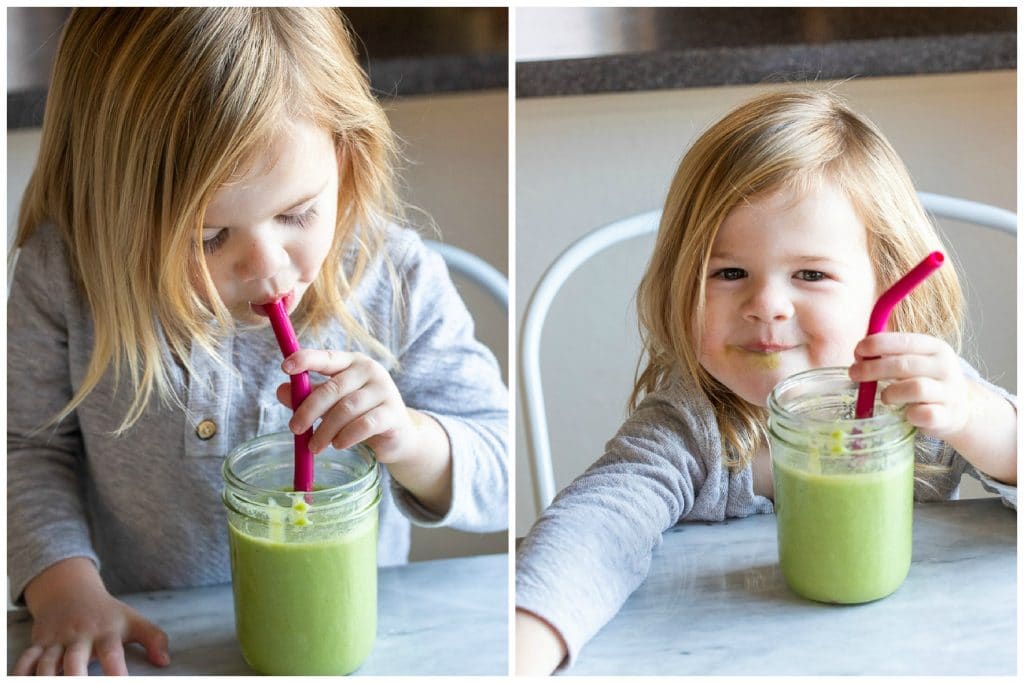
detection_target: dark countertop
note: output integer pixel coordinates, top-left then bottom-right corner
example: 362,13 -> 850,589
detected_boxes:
517,7 -> 1015,98
8,8 -> 507,130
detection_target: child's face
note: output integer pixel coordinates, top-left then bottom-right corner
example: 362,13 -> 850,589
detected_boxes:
697,179 -> 877,407
200,119 -> 339,324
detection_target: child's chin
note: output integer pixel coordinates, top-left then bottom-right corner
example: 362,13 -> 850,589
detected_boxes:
737,378 -> 783,408
228,306 -> 273,327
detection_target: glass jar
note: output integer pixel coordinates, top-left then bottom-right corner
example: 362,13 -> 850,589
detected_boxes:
222,432 -> 381,675
768,367 -> 915,604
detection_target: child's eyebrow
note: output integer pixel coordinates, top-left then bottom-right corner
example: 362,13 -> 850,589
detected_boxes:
708,251 -> 739,261
793,255 -> 843,266
707,252 -> 843,265
273,182 -> 328,215
203,182 -> 328,230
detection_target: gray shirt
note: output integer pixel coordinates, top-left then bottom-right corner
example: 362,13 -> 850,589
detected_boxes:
516,368 -> 1015,671
8,222 -> 508,601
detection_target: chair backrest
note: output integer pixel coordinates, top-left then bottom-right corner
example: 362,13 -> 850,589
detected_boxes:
424,239 -> 509,313
519,193 -> 1017,516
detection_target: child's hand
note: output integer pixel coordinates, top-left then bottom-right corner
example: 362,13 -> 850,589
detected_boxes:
13,557 -> 170,675
515,609 -> 567,676
277,349 -> 419,462
849,332 -> 969,439
849,331 -> 1017,485
276,349 -> 453,513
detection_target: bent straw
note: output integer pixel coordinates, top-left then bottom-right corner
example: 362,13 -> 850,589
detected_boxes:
264,299 -> 314,492
854,251 -> 945,419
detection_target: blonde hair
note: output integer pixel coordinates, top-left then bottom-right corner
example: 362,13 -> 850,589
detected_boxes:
16,8 -> 402,433
632,88 -> 964,471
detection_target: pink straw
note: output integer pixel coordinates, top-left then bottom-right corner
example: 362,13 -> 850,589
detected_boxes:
854,251 -> 945,419
263,299 -> 314,492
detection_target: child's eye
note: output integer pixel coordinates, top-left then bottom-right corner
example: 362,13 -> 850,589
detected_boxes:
795,270 -> 826,282
712,268 -> 747,281
278,206 -> 318,229
202,229 -> 228,254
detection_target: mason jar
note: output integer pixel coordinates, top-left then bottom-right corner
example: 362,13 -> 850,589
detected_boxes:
222,432 -> 381,675
768,367 -> 915,604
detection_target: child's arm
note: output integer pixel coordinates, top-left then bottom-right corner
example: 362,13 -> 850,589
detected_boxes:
515,376 -> 725,672
12,557 -> 169,675
851,332 -> 1017,484
515,609 -> 567,675
944,377 -> 1016,484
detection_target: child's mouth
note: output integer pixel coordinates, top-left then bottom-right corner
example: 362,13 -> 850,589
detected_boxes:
741,343 -> 794,354
250,291 -> 295,317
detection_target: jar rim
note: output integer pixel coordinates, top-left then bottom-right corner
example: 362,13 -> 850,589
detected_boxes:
767,366 -> 907,431
222,431 -> 380,507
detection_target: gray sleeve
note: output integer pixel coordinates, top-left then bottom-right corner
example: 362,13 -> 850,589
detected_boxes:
386,233 -> 508,533
515,386 -> 717,671
6,230 -> 99,603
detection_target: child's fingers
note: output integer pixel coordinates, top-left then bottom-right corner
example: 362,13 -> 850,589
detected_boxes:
310,386 -> 387,454
879,377 -> 945,406
276,382 -> 293,408
12,643 -> 44,675
62,640 -> 92,675
128,614 -> 170,668
904,402 -> 950,432
94,634 -> 129,675
854,331 -> 943,359
289,366 -> 373,434
282,349 -> 358,377
330,404 -> 393,452
849,353 -> 943,383
35,643 -> 64,675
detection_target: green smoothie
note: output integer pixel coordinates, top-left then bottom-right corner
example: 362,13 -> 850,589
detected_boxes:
228,514 -> 378,675
773,455 -> 913,603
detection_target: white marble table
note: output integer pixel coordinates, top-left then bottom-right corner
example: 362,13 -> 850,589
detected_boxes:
8,553 -> 508,675
568,498 -> 1016,676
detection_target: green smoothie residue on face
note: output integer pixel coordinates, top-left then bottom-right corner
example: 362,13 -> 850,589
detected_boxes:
729,346 -> 781,370
752,352 -> 781,370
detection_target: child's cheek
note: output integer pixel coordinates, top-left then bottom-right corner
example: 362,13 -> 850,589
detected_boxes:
820,337 -> 859,369
294,232 -> 331,283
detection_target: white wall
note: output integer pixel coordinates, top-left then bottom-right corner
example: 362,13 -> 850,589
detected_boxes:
7,90 -> 509,560
516,72 -> 1016,535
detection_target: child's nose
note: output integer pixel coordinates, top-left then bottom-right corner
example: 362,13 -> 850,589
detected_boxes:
743,280 -> 795,323
236,231 -> 289,281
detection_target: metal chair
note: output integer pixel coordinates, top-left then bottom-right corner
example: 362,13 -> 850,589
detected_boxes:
520,193 -> 1017,516
425,239 -> 508,312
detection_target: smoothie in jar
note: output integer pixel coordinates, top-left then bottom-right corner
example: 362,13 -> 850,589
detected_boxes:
222,433 -> 382,675
768,367 -> 915,604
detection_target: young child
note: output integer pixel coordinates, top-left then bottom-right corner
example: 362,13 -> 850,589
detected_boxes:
515,89 -> 1016,675
7,8 -> 508,675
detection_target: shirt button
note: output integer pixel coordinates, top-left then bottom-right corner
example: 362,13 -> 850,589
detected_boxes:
196,419 -> 217,440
